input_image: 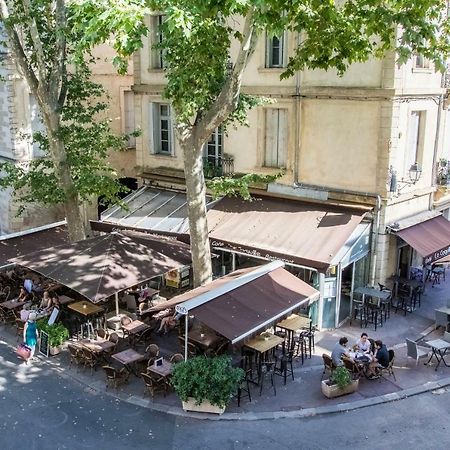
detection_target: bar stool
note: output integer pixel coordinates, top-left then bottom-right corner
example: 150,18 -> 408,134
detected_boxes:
259,361 -> 276,396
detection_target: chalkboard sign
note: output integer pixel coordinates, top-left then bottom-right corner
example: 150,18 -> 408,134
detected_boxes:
39,331 -> 49,357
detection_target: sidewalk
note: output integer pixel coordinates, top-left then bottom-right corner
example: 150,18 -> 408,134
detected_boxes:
2,273 -> 450,421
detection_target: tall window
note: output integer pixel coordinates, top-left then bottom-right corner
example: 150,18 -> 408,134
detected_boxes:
152,103 -> 173,155
266,32 -> 286,68
203,127 -> 223,165
123,91 -> 135,148
404,111 -> 424,177
264,109 -> 287,168
151,15 -> 165,69
29,94 -> 46,158
413,53 -> 430,69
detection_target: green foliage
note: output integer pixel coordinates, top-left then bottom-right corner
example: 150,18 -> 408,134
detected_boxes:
36,319 -> 70,347
330,366 -> 352,389
170,355 -> 244,408
0,66 -> 131,211
206,171 -> 283,200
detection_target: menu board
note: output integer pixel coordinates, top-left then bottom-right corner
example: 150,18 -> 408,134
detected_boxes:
39,331 -> 49,357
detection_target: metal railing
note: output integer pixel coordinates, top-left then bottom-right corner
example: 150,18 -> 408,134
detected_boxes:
202,156 -> 234,178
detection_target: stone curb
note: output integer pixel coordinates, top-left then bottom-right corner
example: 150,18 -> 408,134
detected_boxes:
3,326 -> 449,421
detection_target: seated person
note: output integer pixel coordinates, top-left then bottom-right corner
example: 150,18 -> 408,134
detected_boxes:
354,332 -> 372,354
48,292 -> 61,310
367,340 -> 389,378
39,291 -> 51,310
16,287 -> 31,303
157,310 -> 182,335
331,337 -> 351,367
20,304 -> 31,322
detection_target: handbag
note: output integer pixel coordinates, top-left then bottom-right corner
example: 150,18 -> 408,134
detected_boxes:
16,343 -> 32,360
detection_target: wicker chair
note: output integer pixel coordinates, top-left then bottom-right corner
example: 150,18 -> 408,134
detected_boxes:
379,350 -> 396,381
321,353 -> 336,380
169,353 -> 184,364
96,328 -> 109,340
145,344 -> 160,359
80,346 -> 101,375
103,365 -> 130,390
342,356 -> 365,380
67,344 -> 84,369
15,318 -> 25,342
141,372 -> 169,398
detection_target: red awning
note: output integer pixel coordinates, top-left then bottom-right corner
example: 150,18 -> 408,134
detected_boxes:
396,216 -> 450,264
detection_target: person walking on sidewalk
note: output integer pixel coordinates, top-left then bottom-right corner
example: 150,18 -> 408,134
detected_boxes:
23,312 -> 39,364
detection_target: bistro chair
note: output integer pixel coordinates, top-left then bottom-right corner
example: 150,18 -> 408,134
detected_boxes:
259,361 -> 276,396
321,354 -> 336,380
350,295 -> 368,328
366,297 -> 383,331
145,344 -> 160,359
80,346 -> 101,375
342,356 -> 365,380
379,350 -> 396,381
68,344 -> 84,370
169,353 -> 184,364
274,350 -> 294,385
103,365 -> 130,391
141,372 -> 169,398
234,359 -> 252,407
405,338 -> 429,365
205,340 -> 229,358
96,328 -> 109,340
435,310 -> 450,331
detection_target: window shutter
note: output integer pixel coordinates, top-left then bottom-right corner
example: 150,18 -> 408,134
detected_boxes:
124,91 -> 135,147
277,109 -> 288,167
29,94 -> 46,158
405,112 -> 420,176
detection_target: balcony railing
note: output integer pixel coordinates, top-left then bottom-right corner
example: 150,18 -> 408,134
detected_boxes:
203,156 -> 234,178
437,159 -> 450,186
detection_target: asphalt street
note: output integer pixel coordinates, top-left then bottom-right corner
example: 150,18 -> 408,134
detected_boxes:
1,339 -> 450,450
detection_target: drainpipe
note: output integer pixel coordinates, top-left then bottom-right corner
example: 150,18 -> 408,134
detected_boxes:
430,93 -> 444,210
292,32 -> 301,183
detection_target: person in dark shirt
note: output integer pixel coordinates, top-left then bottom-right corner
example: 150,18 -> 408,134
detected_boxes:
367,339 -> 389,378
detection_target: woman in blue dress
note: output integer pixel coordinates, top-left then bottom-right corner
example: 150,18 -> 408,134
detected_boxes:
23,311 -> 39,363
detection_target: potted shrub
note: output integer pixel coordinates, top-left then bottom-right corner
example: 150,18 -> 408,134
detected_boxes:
321,366 -> 359,399
37,320 -> 70,355
171,355 -> 244,414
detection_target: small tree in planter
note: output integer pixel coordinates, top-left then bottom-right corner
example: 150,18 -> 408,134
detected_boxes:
321,366 -> 359,399
37,320 -> 70,355
171,355 -> 244,414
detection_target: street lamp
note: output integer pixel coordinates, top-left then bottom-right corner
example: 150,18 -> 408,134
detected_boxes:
389,162 -> 422,193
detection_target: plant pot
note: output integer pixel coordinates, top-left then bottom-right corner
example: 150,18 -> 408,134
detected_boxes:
49,345 -> 61,356
181,398 -> 226,415
321,379 -> 359,399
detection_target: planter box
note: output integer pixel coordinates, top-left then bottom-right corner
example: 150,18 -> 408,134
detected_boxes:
321,379 -> 359,399
181,398 -> 226,415
49,346 -> 61,356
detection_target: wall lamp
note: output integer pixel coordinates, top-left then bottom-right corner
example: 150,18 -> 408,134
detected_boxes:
389,163 -> 422,193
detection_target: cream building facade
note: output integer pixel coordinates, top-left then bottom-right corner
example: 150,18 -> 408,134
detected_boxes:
128,17 -> 450,328
0,44 -> 137,235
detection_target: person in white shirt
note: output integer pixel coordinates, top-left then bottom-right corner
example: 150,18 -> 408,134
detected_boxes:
355,332 -> 372,354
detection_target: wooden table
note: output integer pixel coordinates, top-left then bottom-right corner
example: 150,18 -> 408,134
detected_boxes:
244,333 -> 284,385
147,359 -> 173,378
244,333 -> 284,354
68,301 -> 104,339
122,319 -> 151,347
80,339 -> 116,353
188,328 -> 223,351
112,348 -> 146,376
122,320 -> 150,335
68,301 -> 103,316
0,299 -> 27,310
276,314 -> 311,350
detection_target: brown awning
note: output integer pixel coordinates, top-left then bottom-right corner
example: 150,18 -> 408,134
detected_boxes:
207,196 -> 368,271
0,223 -> 69,265
11,231 -> 191,303
175,262 -> 319,344
395,216 -> 450,264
